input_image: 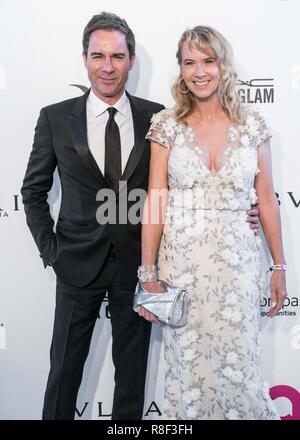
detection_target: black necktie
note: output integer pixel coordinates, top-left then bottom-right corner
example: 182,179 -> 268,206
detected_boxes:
104,107 -> 122,192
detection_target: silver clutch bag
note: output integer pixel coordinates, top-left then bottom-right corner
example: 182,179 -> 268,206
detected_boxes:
133,281 -> 188,327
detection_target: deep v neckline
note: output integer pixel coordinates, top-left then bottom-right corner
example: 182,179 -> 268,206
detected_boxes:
186,123 -> 234,177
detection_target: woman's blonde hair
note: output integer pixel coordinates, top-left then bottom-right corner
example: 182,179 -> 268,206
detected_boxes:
172,26 -> 244,123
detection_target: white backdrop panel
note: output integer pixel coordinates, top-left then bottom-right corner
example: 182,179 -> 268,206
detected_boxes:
0,0 -> 299,420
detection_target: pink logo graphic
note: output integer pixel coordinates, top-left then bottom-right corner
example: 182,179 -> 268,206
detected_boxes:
270,385 -> 300,420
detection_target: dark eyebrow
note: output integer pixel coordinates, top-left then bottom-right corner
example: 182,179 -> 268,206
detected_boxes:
90,52 -> 126,57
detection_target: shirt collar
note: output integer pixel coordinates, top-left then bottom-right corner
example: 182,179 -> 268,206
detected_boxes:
87,89 -> 128,118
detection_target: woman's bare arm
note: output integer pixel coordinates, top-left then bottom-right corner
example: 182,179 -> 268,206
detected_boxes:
255,138 -> 287,317
138,141 -> 169,322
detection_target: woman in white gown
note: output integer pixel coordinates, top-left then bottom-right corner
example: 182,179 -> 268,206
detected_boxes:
137,26 -> 287,419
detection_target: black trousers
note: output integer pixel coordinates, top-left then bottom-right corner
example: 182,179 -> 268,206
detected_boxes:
42,247 -> 152,420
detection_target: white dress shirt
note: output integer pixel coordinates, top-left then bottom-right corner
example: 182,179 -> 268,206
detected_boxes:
86,90 -> 134,175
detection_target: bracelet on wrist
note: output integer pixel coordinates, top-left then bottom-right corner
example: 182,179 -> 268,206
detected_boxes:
269,264 -> 287,271
137,264 -> 158,282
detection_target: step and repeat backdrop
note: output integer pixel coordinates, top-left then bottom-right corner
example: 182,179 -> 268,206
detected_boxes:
0,0 -> 300,420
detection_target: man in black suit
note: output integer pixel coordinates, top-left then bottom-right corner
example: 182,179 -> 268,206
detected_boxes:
21,12 -> 164,420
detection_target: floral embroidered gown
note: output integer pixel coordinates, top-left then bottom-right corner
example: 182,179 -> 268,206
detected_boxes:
146,107 -> 280,420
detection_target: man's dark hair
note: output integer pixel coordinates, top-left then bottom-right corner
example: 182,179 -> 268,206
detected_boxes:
82,11 -> 135,57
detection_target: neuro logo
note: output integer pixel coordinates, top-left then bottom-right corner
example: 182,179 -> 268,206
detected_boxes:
270,385 -> 300,420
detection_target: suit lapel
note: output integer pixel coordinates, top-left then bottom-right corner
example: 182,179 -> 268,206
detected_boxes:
69,90 -> 107,186
121,92 -> 150,185
69,90 -> 150,192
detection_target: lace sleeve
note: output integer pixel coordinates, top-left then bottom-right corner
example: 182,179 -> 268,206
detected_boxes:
145,109 -> 176,149
255,110 -> 272,147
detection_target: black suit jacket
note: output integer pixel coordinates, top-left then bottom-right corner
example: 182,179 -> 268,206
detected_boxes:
21,90 -> 164,288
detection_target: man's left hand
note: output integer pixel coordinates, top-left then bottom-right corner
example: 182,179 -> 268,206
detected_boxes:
246,205 -> 260,235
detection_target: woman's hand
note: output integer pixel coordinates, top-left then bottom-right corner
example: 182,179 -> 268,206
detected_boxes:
267,271 -> 287,318
137,281 -> 164,324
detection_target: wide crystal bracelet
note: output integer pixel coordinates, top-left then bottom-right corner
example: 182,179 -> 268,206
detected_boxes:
269,264 -> 287,271
137,265 -> 157,282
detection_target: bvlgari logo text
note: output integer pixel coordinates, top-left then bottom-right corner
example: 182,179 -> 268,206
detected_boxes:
75,401 -> 162,418
276,192 -> 300,207
0,195 -> 19,219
